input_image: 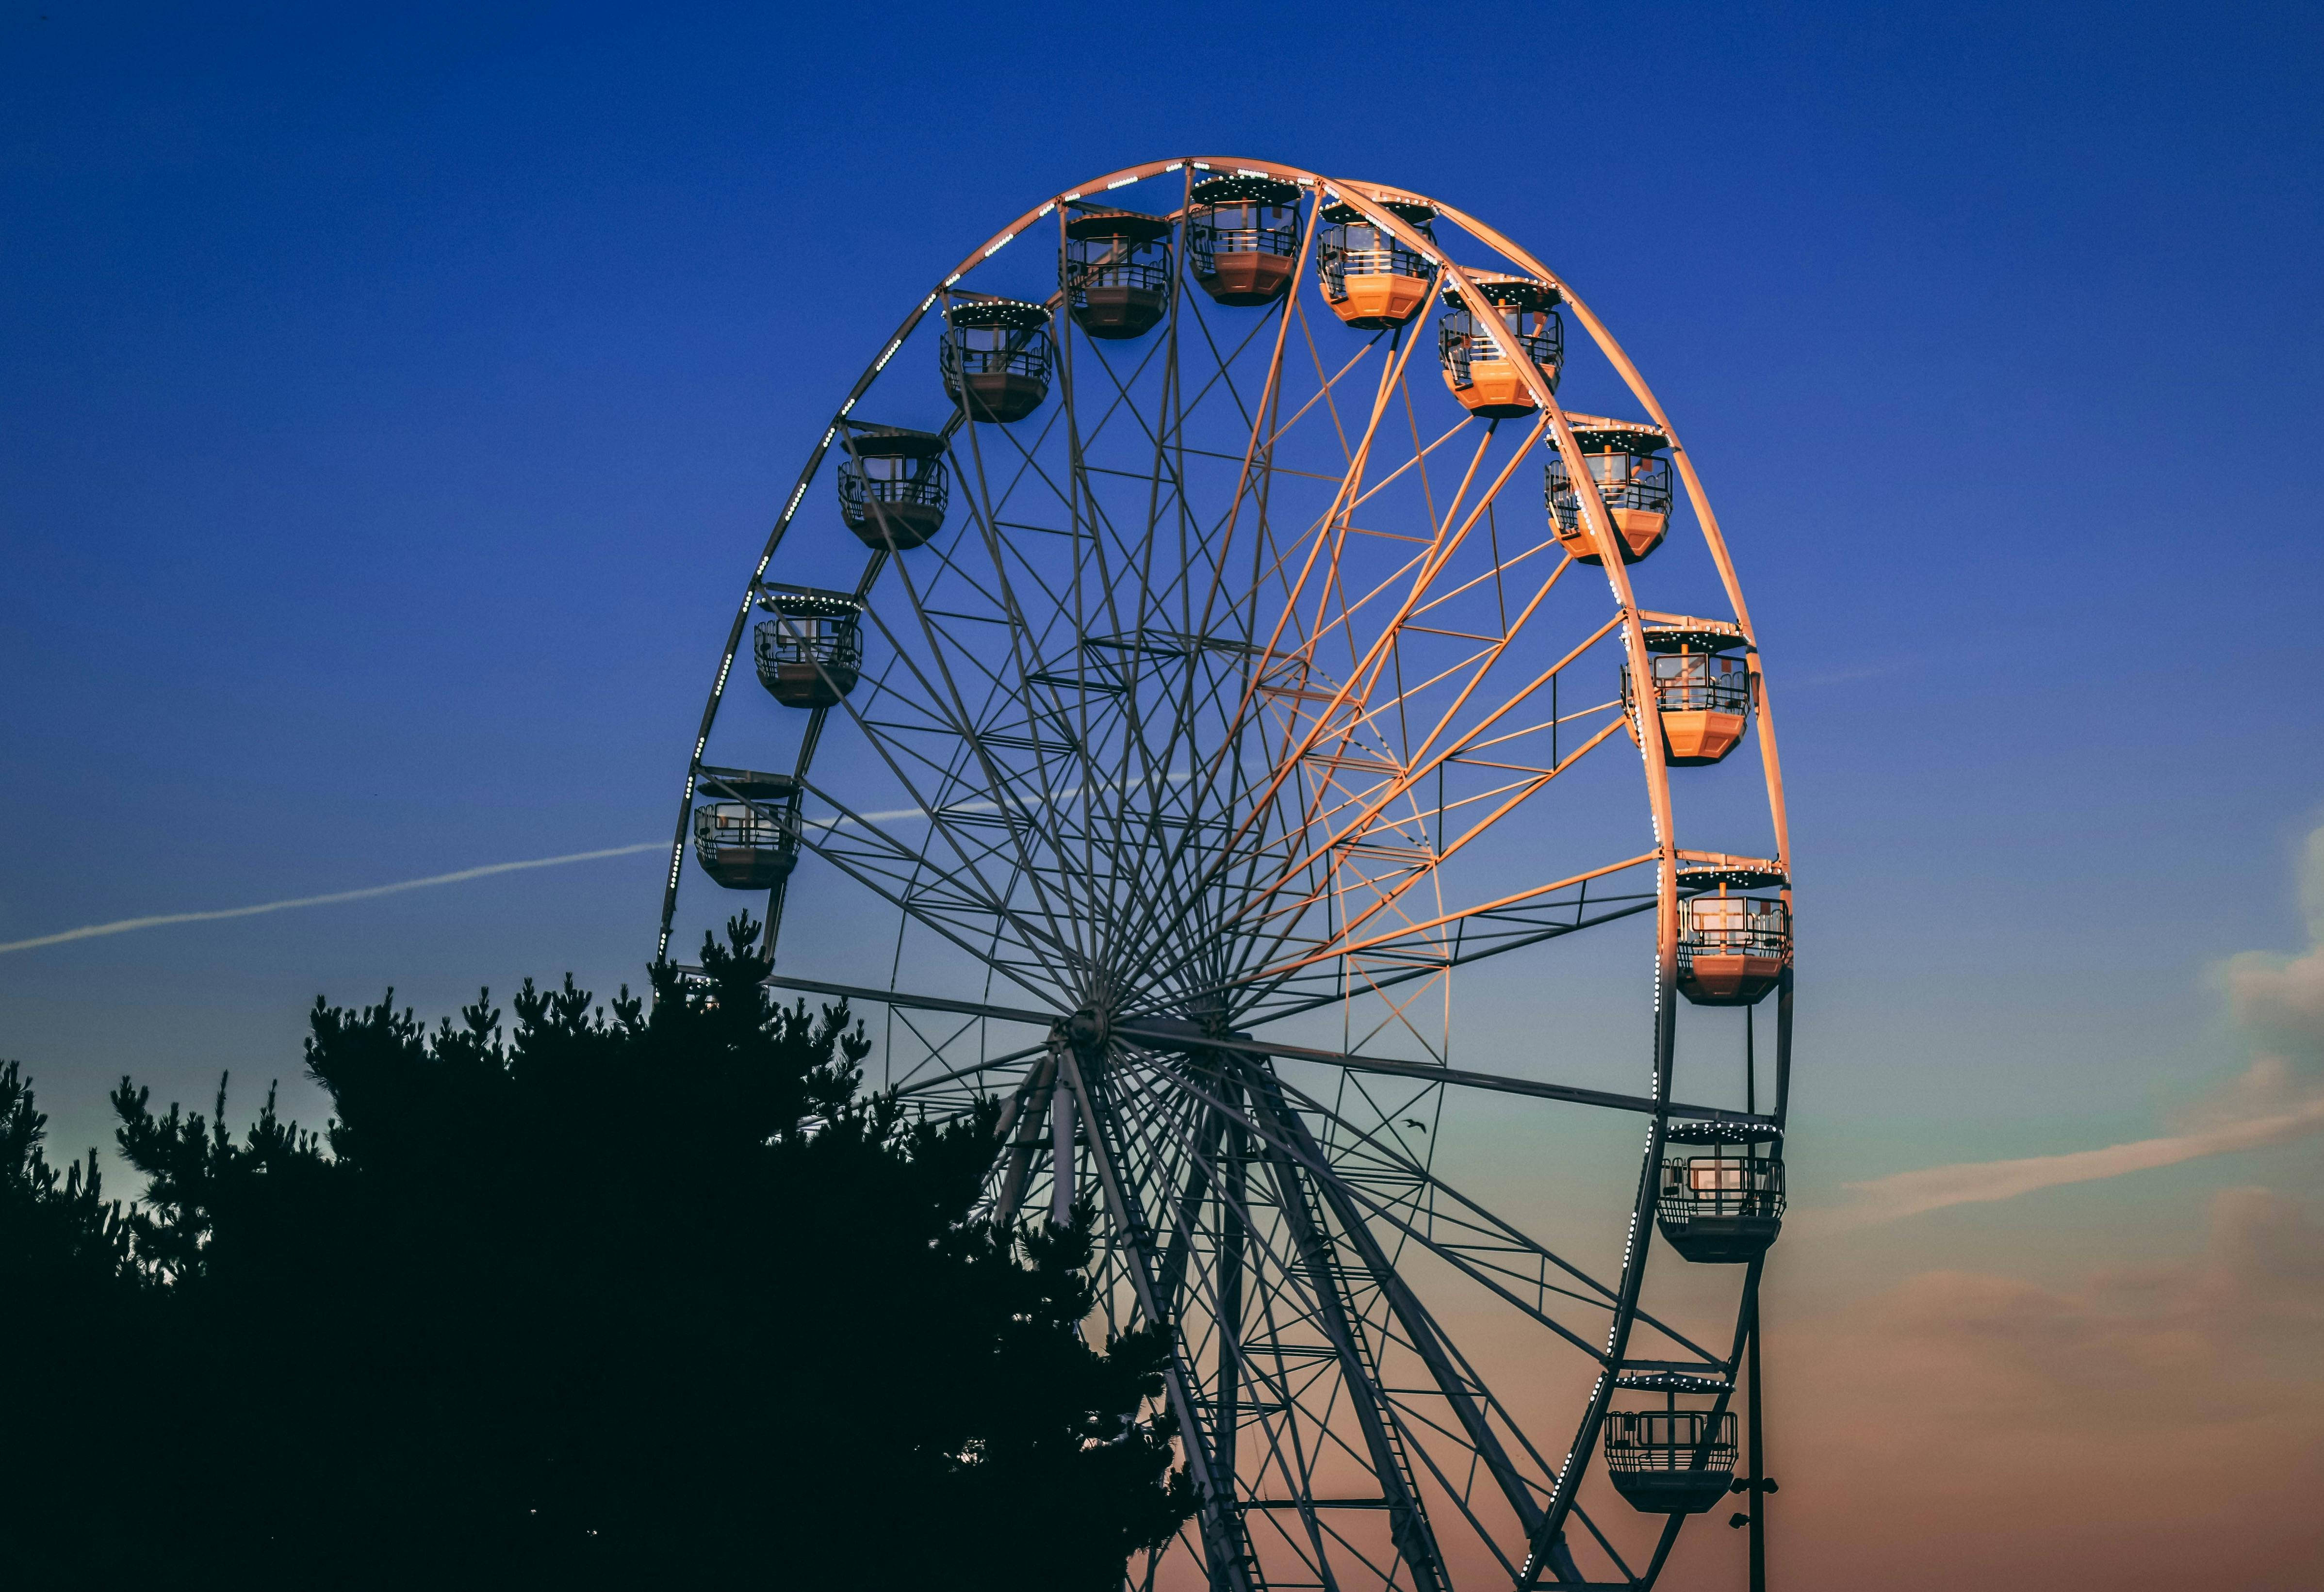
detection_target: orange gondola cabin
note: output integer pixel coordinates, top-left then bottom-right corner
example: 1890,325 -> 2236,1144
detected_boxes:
1187,174 -> 1303,307
1675,861 -> 1791,1006
1437,275 -> 1561,419
1622,621 -> 1752,766
1317,196 -> 1439,329
1546,417 -> 1674,564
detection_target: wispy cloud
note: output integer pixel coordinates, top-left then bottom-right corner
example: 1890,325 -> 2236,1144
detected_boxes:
1783,655 -> 1925,690
1817,821 -> 2324,1230
1815,1098 -> 2324,1230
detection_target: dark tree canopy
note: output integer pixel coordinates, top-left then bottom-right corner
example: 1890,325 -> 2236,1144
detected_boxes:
0,920 -> 1190,1589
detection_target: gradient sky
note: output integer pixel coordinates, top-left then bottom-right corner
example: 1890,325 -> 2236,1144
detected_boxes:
5,3 -> 2322,1586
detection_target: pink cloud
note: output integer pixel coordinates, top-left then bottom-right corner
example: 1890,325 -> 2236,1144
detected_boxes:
1765,1188 -> 2324,1590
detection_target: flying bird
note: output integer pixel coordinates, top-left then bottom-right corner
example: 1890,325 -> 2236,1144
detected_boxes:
1403,1118 -> 1428,1133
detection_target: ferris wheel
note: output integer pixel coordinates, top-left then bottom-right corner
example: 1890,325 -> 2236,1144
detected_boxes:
658,158 -> 1795,1592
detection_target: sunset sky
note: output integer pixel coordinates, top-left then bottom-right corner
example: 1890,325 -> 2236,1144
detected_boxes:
4,3 -> 2321,1585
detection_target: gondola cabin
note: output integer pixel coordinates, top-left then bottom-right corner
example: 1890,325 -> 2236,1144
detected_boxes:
1317,197 -> 1439,329
1063,206 -> 1173,339
838,425 -> 948,551
1187,174 -> 1303,306
1438,276 -> 1562,419
1546,418 -> 1675,563
941,297 -> 1051,422
1675,861 -> 1791,1006
754,587 -> 863,709
691,766 -> 801,891
1603,1399 -> 1738,1515
1658,1121 -> 1784,1262
1622,622 -> 1752,766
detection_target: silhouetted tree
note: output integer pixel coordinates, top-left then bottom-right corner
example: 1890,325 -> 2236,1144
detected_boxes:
0,920 -> 1189,1589
0,1058 -> 167,1580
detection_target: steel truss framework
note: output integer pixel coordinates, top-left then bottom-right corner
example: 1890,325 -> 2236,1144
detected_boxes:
657,158 -> 1795,1592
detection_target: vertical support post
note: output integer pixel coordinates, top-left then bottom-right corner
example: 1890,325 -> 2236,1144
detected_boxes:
760,870 -> 792,961
1772,966 -> 1793,1124
1213,1079 -> 1247,1592
1146,1065 -> 1247,1592
1747,1285 -> 1767,1592
1051,1057 -> 1079,1225
993,1050 -> 1059,1226
1056,1040 -> 1257,1592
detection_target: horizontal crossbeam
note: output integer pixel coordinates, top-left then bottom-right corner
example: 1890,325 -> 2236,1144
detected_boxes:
767,972 -> 1058,1027
771,973 -> 1770,1128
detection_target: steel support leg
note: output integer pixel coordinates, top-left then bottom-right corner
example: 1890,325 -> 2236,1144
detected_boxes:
1243,1071 -> 1448,1592
1241,1055 -> 1547,1540
1059,1042 -> 1260,1592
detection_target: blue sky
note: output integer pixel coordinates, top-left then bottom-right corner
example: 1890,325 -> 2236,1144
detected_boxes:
5,4 -> 2323,1580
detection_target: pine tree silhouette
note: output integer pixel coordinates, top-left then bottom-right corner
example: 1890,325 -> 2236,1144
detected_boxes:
0,918 -> 1190,1590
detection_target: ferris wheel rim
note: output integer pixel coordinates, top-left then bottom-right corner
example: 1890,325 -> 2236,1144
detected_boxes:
655,155 -> 1790,967
656,156 -> 1794,1592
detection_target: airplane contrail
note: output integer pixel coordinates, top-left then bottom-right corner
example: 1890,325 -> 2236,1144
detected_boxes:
0,773 -> 1202,958
0,843 -> 671,956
